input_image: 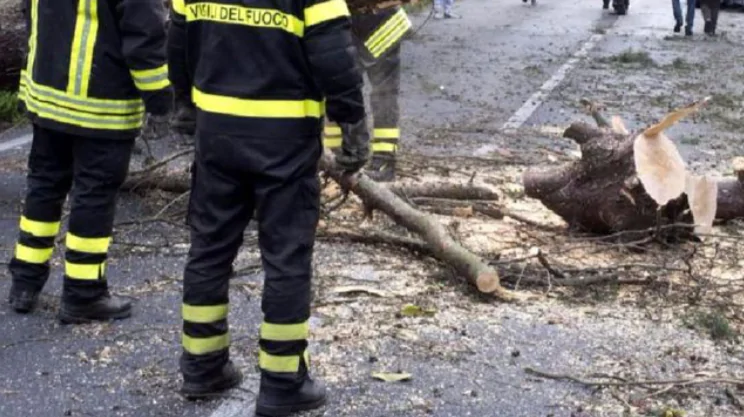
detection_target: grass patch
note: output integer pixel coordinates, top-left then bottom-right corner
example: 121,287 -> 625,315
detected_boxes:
0,90 -> 23,125
683,310 -> 738,342
598,48 -> 656,67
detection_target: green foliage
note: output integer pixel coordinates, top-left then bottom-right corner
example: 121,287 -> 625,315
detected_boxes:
0,91 -> 23,124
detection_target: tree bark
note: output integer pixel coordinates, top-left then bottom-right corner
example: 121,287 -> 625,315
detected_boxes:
0,0 -> 25,91
522,121 -> 693,236
523,107 -> 744,234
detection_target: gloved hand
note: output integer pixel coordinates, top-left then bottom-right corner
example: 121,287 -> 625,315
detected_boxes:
141,113 -> 171,141
171,100 -> 196,136
335,117 -> 371,174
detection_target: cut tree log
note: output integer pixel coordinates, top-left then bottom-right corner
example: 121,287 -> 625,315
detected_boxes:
522,98 -> 727,236
0,0 -> 25,91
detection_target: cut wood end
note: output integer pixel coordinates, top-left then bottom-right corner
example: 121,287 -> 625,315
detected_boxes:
642,96 -> 710,138
633,133 -> 687,206
732,157 -> 744,175
475,272 -> 501,294
611,116 -> 629,135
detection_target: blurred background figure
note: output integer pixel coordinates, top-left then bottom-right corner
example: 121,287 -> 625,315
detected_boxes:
435,0 -> 461,18
672,0 -> 696,36
700,0 -> 721,35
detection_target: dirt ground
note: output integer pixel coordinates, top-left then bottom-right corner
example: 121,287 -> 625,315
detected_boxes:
2,0 -> 744,417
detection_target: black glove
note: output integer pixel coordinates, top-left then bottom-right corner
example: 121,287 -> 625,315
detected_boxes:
171,100 -> 196,136
335,117 -> 371,174
141,113 -> 171,141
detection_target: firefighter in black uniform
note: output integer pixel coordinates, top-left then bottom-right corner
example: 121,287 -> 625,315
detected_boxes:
7,0 -> 173,322
323,6 -> 411,182
168,0 -> 369,414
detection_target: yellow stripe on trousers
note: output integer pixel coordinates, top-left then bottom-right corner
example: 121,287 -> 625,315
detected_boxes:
65,261 -> 106,280
20,216 -> 60,237
182,304 -> 229,323
259,349 -> 310,373
260,321 -> 309,341
15,244 -> 53,264
182,333 -> 231,355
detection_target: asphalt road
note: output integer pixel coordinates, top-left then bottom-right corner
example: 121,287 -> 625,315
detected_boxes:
2,0 -> 742,416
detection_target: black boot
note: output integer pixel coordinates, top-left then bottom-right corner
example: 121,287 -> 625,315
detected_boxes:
674,21 -> 682,33
365,154 -> 396,183
58,293 -> 132,324
685,27 -> 693,36
7,283 -> 40,314
181,361 -> 243,400
602,0 -> 609,9
255,374 -> 327,417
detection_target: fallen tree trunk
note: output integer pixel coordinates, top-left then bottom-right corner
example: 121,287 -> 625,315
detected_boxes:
523,99 -> 744,235
0,0 -> 25,91
319,151 -> 515,300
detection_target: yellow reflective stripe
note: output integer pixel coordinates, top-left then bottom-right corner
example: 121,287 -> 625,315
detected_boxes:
20,216 -> 60,237
259,350 -> 301,373
21,91 -> 144,130
324,126 -> 341,136
66,233 -> 111,254
65,261 -> 106,280
15,243 -> 53,264
304,0 -> 349,27
372,142 -> 397,153
193,88 -> 324,118
182,304 -> 229,323
260,321 -> 309,341
323,137 -> 342,148
185,3 -> 305,37
365,10 -> 410,58
131,65 -> 171,92
67,0 -> 99,96
182,333 -> 230,355
26,0 -> 39,75
374,128 -> 400,139
21,72 -> 144,115
173,0 -> 186,15
369,16 -> 411,58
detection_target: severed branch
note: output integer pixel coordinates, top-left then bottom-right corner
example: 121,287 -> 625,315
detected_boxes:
525,367 -> 744,388
319,150 -> 517,299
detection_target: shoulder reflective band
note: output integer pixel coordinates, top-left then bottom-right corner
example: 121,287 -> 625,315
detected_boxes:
68,0 -> 99,96
173,0 -> 186,15
192,87 -> 324,118
131,65 -> 171,92
65,261 -> 106,280
182,304 -> 229,323
20,216 -> 60,237
260,321 -> 309,341
186,2 -> 304,37
15,243 -> 54,264
182,333 -> 231,355
66,233 -> 111,254
364,8 -> 411,59
304,0 -> 349,27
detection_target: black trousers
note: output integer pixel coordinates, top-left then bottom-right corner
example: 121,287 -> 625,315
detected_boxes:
323,44 -> 401,156
8,125 -> 134,303
700,0 -> 721,30
180,130 -> 321,385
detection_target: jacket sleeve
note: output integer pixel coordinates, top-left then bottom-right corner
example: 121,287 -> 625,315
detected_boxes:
167,0 -> 191,104
302,0 -> 366,124
116,0 -> 173,115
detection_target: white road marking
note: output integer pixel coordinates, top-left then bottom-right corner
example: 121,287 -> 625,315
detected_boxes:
0,133 -> 32,154
473,32 -> 606,157
502,33 -> 604,131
